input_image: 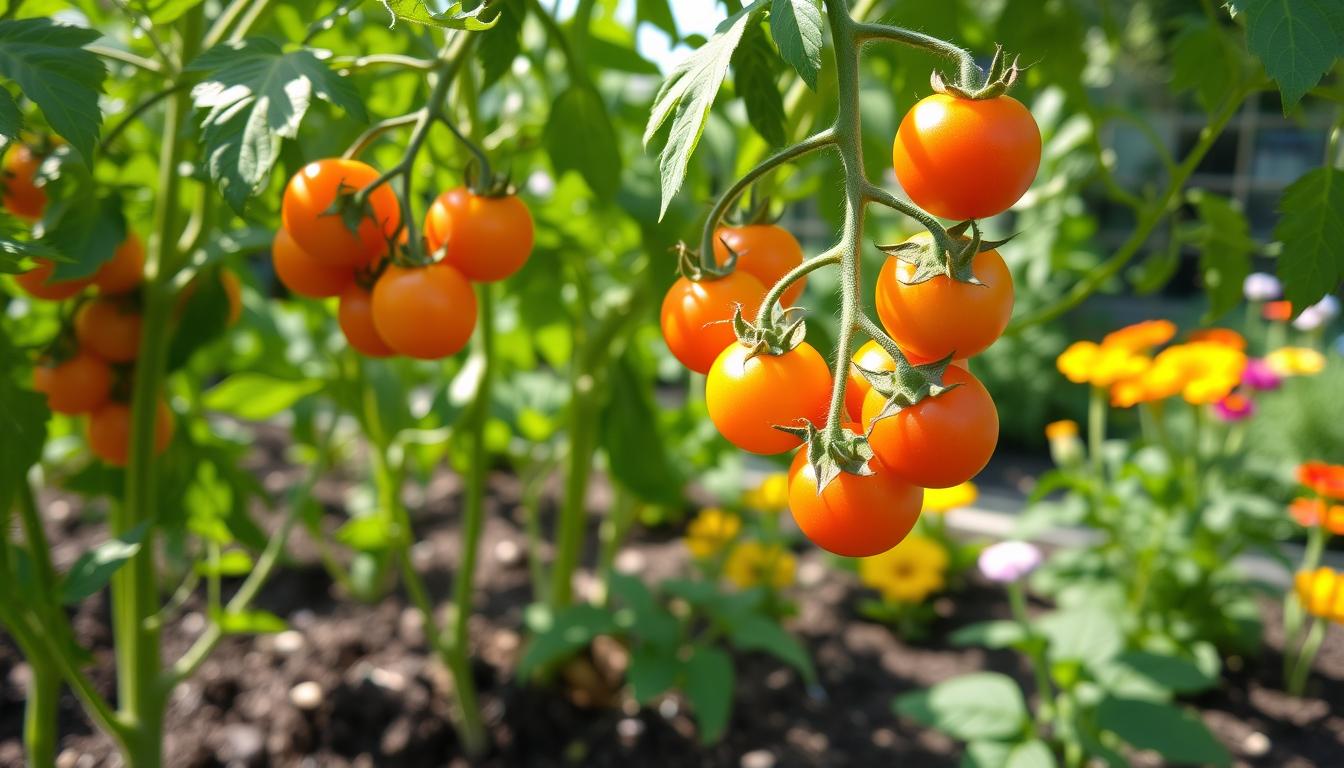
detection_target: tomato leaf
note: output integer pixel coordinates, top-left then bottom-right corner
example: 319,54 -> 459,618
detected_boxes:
769,0 -> 823,90
0,19 -> 105,163
644,3 -> 762,219
187,38 -> 368,213
215,609 -> 288,635
0,338 -> 47,512
683,646 -> 734,744
1095,697 -> 1230,766
204,373 -> 323,421
546,83 -> 622,200
1276,167 -> 1344,311
477,1 -> 525,88
1181,190 -> 1254,323
1232,0 -> 1344,110
377,0 -> 499,30
636,0 -> 678,39
0,87 -> 20,140
893,672 -> 1028,741
725,613 -> 817,685
41,187 -> 127,280
733,22 -> 787,147
628,644 -> 681,704
600,351 -> 684,505
1170,19 -> 1245,114
518,604 -> 619,678
59,523 -> 149,605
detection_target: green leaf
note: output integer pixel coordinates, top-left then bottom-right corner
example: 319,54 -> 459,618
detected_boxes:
726,614 -> 816,684
167,268 -> 235,371
1276,167 -> 1344,311
216,609 -> 287,635
187,38 -> 368,212
1235,0 -> 1344,110
477,2 -> 524,88
546,83 -> 622,201
41,189 -> 126,280
194,549 -> 256,578
628,643 -> 681,704
0,19 -> 105,162
950,620 -> 1028,649
770,0 -> 823,90
644,3 -> 762,218
683,646 -> 734,744
377,0 -> 499,30
0,87 -> 20,140
964,740 -> 1058,768
203,373 -> 323,421
1182,190 -> 1254,323
1037,607 -> 1123,666
519,604 -> 619,677
636,0 -> 678,38
59,523 -> 148,604
335,516 -> 394,553
136,0 -> 200,24
1170,20 -> 1243,113
733,22 -> 787,147
1095,697 -> 1230,766
0,338 -> 47,509
1097,651 -> 1217,699
600,352 -> 683,505
893,672 -> 1028,742
586,35 -> 661,75
608,573 -> 680,649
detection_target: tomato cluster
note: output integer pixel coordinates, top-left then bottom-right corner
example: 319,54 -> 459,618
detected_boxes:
276,158 -> 533,360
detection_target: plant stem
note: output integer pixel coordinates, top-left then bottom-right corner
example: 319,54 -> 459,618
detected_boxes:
550,368 -> 600,606
1008,581 -> 1054,725
755,250 -> 841,326
1287,618 -> 1327,697
1283,524 -> 1327,682
24,656 -> 58,768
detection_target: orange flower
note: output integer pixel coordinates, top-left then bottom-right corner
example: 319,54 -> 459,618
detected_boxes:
1263,301 -> 1293,321
1102,319 -> 1177,351
1298,461 -> 1344,500
1187,328 -> 1246,351
1124,342 -> 1246,406
1045,420 -> 1079,440
1289,497 -> 1344,534
1295,567 -> 1344,624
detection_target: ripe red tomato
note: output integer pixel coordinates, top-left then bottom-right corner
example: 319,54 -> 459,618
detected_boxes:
75,299 -> 142,362
845,340 -> 896,421
875,233 -> 1013,362
33,353 -> 112,415
424,188 -> 533,282
15,259 -> 92,301
787,443 -> 924,557
282,158 -> 401,268
660,272 -> 766,374
711,224 -> 806,306
371,263 -> 477,359
272,228 -> 353,298
706,341 -> 831,454
338,284 -> 394,357
2,144 -> 47,221
893,93 -> 1040,220
862,365 -> 998,488
87,399 -> 174,466
93,235 -> 145,295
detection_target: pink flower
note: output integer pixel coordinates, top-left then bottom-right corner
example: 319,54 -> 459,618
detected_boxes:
978,540 -> 1043,583
1213,393 -> 1254,422
1241,358 -> 1281,391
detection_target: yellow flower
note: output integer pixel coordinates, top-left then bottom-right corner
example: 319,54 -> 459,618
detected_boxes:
724,541 -> 796,589
743,472 -> 789,511
923,481 -> 978,513
1102,319 -> 1176,351
685,507 -> 741,559
858,535 -> 949,604
1056,341 -> 1100,384
1056,341 -> 1149,387
1266,346 -> 1326,377
1120,342 -> 1246,406
1295,567 -> 1344,624
1044,420 -> 1078,440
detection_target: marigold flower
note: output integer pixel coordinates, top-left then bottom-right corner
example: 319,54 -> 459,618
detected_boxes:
1102,319 -> 1176,351
1289,497 -> 1344,535
1295,567 -> 1344,624
1056,341 -> 1149,387
1187,328 -> 1246,351
684,507 -> 741,559
1212,393 -> 1254,422
1263,300 -> 1293,322
1056,341 -> 1100,384
1243,272 -> 1282,302
743,472 -> 789,511
1266,346 -> 1326,377
1137,342 -> 1246,405
1298,461 -> 1344,500
923,481 -> 978,513
858,535 -> 948,604
1241,358 -> 1282,391
978,540 -> 1043,583
724,541 -> 796,589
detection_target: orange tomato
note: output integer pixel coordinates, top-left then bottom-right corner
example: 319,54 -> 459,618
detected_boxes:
272,228 -> 353,298
862,365 -> 998,488
371,263 -> 477,359
281,158 -> 401,268
15,259 -> 93,301
845,340 -> 896,421
33,353 -> 112,415
338,284 -> 394,357
787,444 -> 924,558
424,188 -> 533,282
75,298 -> 142,362
893,93 -> 1040,220
86,399 -> 174,466
875,233 -> 1013,362
711,224 -> 806,306
2,144 -> 47,221
706,341 -> 831,454
660,272 -> 766,374
93,235 -> 145,295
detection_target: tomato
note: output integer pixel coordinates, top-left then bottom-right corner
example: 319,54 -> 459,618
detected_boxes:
706,341 -> 831,454
338,284 -> 394,357
711,224 -> 806,306
87,399 -> 174,466
371,263 -> 477,359
787,443 -> 924,557
93,235 -> 145,295
2,144 -> 47,221
272,228 -> 352,298
75,298 -> 142,362
893,93 -> 1040,220
660,272 -> 766,374
845,340 -> 896,421
424,188 -> 533,282
862,365 -> 998,488
281,158 -> 401,268
875,233 -> 1013,362
15,259 -> 92,301
33,353 -> 112,415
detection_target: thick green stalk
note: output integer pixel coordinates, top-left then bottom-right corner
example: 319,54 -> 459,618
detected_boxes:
550,370 -> 601,607
24,659 -> 58,768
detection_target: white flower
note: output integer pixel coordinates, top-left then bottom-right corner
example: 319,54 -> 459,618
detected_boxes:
1243,272 -> 1282,302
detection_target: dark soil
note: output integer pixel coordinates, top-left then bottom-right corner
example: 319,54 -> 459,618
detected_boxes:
1,427 -> 1341,768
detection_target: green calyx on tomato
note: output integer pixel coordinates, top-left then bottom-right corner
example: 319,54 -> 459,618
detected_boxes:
727,303 -> 808,362
878,220 -> 1011,286
784,421 -> 878,493
932,44 -> 1023,101
858,347 -> 959,423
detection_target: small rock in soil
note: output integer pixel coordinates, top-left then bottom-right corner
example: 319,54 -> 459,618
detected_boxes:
217,723 -> 265,767
617,717 -> 645,744
1243,731 -> 1271,756
493,538 -> 523,566
289,680 -> 324,710
272,629 -> 305,654
399,606 -> 426,646
741,749 -> 777,768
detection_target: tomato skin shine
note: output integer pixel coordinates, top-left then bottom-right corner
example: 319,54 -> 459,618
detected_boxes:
371,263 -> 477,359
711,224 -> 806,306
425,188 -> 533,282
338,285 -> 394,357
705,342 -> 831,455
660,272 -> 765,374
281,159 -> 401,268
862,365 -> 999,489
33,353 -> 112,415
787,445 -> 924,558
272,228 -> 353,298
893,93 -> 1040,221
